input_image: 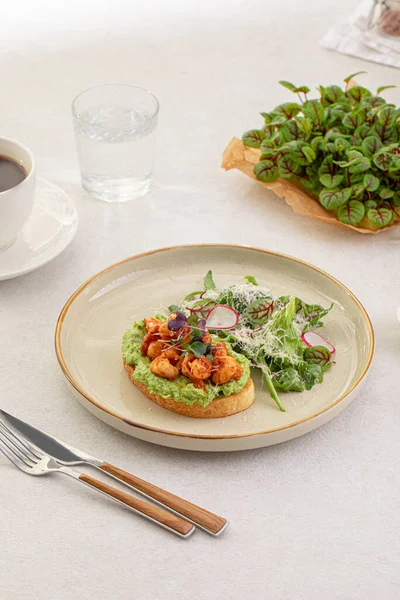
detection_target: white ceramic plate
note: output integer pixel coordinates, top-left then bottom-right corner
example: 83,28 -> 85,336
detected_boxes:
55,245 -> 374,452
0,177 -> 78,281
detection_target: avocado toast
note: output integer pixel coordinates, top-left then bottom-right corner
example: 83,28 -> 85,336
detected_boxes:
122,315 -> 255,418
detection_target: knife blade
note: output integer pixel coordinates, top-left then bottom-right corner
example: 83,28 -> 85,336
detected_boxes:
0,409 -> 98,465
0,409 -> 228,536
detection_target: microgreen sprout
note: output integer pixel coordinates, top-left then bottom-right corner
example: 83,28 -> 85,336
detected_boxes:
242,74 -> 400,228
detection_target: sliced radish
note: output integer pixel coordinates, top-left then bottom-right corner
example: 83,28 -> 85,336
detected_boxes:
301,331 -> 336,354
205,304 -> 239,330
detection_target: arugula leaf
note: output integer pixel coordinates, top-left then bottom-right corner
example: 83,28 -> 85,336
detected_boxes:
273,368 -> 305,393
244,275 -> 258,286
168,304 -> 181,313
267,297 -> 305,363
184,290 -> 203,301
204,270 -> 216,291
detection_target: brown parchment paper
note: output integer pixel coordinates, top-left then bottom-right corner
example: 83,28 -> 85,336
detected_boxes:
221,137 -> 400,235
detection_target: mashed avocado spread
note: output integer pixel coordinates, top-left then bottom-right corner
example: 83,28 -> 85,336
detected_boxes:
122,321 -> 250,407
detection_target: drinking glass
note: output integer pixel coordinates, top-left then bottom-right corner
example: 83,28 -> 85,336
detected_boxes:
72,84 -> 159,202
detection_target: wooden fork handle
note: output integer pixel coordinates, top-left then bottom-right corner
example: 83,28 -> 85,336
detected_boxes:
99,462 -> 228,536
78,473 -> 194,538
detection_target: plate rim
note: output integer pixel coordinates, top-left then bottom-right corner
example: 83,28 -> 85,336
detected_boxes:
54,244 -> 374,440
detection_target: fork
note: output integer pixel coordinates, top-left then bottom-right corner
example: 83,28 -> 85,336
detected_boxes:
0,422 -> 194,538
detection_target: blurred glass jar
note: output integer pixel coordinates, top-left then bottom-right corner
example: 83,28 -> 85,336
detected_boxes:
367,0 -> 400,37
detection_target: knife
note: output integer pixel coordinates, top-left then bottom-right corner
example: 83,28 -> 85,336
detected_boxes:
0,409 -> 228,536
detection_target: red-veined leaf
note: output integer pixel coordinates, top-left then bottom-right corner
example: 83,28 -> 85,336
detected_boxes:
374,122 -> 398,144
245,297 -> 274,325
342,112 -> 364,130
302,100 -> 324,128
304,346 -> 332,371
361,135 -> 383,157
324,85 -> 344,104
337,200 -> 365,225
376,85 -> 396,94
278,154 -> 303,178
343,71 -> 366,84
188,299 -> 218,318
373,152 -> 392,171
318,156 -> 343,188
363,174 -> 380,191
271,102 -> 302,121
242,129 -> 266,148
367,207 -> 394,228
319,187 -> 352,210
278,80 -> 297,92
279,120 -> 305,142
379,188 -> 394,200
254,160 -> 280,182
346,86 -> 372,103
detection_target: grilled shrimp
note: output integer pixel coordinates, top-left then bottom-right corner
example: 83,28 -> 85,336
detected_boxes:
212,342 -> 228,358
150,356 -> 179,380
141,332 -> 159,355
147,341 -> 164,360
144,317 -> 162,334
181,354 -> 212,389
162,348 -> 182,364
212,355 -> 243,384
191,357 -> 213,380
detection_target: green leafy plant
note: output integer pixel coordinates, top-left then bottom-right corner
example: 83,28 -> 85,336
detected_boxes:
242,75 -> 400,229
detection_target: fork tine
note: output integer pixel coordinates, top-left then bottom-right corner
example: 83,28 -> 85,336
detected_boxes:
0,432 -> 35,470
0,427 -> 37,466
0,420 -> 43,460
0,436 -> 31,471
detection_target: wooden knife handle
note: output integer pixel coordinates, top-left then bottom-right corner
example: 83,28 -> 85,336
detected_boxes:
99,462 -> 227,536
78,473 -> 194,538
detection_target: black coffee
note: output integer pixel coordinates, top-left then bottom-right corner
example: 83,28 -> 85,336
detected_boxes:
0,156 -> 27,193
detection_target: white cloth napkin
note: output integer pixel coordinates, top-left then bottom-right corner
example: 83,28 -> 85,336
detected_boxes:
320,1 -> 400,69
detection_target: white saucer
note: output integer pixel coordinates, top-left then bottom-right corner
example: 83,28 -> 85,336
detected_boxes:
0,177 -> 78,281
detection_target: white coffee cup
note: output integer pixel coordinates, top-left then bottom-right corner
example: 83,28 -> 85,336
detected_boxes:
0,136 -> 36,251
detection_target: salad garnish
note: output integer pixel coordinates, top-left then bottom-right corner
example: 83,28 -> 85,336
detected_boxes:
169,272 -> 334,411
301,331 -> 336,354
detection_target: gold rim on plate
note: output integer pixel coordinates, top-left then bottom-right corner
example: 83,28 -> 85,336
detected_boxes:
54,244 -> 374,440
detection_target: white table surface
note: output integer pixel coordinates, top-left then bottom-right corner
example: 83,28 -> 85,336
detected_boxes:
1,1 -> 399,598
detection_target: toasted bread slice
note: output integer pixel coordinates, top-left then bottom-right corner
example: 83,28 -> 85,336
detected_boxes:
124,362 -> 255,418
